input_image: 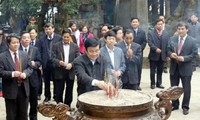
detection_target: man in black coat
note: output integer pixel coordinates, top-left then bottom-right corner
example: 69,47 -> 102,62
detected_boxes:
148,19 -> 170,89
37,23 -> 61,102
74,38 -> 110,96
0,28 -> 8,97
51,28 -> 80,108
29,28 -> 43,100
20,32 -> 41,120
130,17 -> 147,90
116,29 -> 142,90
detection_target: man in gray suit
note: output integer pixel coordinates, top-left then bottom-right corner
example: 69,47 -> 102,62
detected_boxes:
116,29 -> 142,90
0,33 -> 33,120
148,19 -> 170,89
100,31 -> 126,87
168,22 -> 198,115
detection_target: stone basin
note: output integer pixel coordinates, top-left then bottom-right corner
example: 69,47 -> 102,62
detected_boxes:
78,89 -> 153,118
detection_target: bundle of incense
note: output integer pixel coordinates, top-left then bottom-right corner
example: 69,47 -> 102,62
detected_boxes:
174,46 -> 176,54
60,52 -> 63,61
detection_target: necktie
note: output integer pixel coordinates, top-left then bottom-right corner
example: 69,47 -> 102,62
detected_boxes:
48,37 -> 53,58
178,38 -> 183,55
25,48 -> 27,52
14,52 -> 22,84
14,52 -> 20,71
134,30 -> 137,37
30,41 -> 34,46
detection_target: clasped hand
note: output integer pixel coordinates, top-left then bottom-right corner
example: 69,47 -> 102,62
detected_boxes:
59,61 -> 72,70
171,53 -> 184,62
14,71 -> 26,79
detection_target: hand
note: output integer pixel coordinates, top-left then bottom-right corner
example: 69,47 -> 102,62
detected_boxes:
95,80 -> 108,91
106,83 -> 119,97
166,57 -> 170,61
31,61 -> 35,67
113,70 -> 120,79
66,63 -> 72,70
20,73 -> 26,79
171,53 -> 178,59
14,71 -> 22,77
156,48 -> 162,53
126,44 -> 133,59
59,61 -> 66,67
177,56 -> 184,62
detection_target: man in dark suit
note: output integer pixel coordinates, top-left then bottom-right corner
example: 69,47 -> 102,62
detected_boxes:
51,28 -> 80,108
99,24 -> 110,48
29,28 -> 43,100
159,15 -> 172,73
167,22 -> 198,115
0,28 -> 8,97
148,19 -> 170,89
130,17 -> 147,90
100,30 -> 126,87
20,32 -> 41,120
74,38 -> 110,96
0,33 -> 33,120
37,23 -> 61,102
116,29 -> 142,90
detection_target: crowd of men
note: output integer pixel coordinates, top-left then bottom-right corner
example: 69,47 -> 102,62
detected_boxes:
0,14 -> 199,120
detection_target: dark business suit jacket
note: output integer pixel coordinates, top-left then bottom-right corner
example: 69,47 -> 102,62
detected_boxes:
74,54 -> 107,95
0,41 -> 8,53
132,28 -> 147,50
51,41 -> 80,80
0,50 -> 33,99
19,45 -> 41,87
167,35 -> 198,76
116,41 -> 142,84
37,33 -> 61,69
148,29 -> 170,61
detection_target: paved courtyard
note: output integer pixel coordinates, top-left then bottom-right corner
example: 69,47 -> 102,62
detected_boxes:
0,68 -> 200,120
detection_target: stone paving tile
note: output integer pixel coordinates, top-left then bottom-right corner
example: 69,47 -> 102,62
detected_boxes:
0,68 -> 199,120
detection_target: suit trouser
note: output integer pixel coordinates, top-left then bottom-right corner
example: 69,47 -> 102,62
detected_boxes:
37,69 -> 43,97
43,66 -> 56,99
5,85 -> 29,120
29,84 -> 38,120
138,55 -> 143,86
170,67 -> 191,110
0,77 -> 2,91
55,72 -> 74,107
149,59 -> 164,86
123,83 -> 138,90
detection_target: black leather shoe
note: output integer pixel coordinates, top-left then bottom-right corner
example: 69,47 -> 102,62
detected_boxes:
163,69 -> 168,73
156,85 -> 165,89
37,96 -> 41,100
151,85 -> 155,89
183,109 -> 189,115
137,86 -> 142,91
172,107 -> 179,111
43,97 -> 50,103
69,107 -> 75,112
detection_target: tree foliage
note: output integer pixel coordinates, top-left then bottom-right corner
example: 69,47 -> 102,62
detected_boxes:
1,0 -> 43,17
59,0 -> 80,15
